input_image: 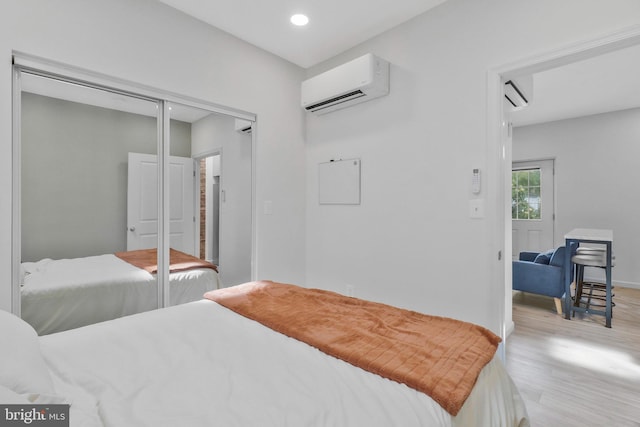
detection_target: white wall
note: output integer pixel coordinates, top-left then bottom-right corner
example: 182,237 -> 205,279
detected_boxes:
304,0 -> 640,332
513,108 -> 640,289
0,0 -> 306,311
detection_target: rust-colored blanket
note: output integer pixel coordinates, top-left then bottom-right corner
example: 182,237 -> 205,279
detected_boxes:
115,248 -> 218,273
204,281 -> 501,416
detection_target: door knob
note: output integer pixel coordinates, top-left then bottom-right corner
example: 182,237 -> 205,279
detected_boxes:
129,226 -> 136,232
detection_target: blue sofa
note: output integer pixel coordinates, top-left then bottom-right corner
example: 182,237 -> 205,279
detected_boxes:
512,246 -> 574,314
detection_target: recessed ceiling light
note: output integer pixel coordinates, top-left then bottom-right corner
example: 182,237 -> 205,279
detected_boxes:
290,14 -> 309,26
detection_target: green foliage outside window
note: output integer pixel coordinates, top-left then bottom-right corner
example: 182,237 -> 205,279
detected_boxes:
512,169 -> 541,220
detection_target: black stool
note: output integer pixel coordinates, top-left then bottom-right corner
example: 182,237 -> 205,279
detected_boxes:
571,248 -> 615,313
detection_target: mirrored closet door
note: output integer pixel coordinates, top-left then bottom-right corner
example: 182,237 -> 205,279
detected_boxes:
18,72 -> 161,335
13,59 -> 256,335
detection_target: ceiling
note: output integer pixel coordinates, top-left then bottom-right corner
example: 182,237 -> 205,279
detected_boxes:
511,42 -> 640,127
154,0 -> 449,68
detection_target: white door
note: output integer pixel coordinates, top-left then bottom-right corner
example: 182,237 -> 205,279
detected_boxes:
127,152 -> 196,255
512,159 -> 555,258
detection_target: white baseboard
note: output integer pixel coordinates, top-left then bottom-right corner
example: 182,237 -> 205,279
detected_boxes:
505,320 -> 515,337
616,281 -> 640,290
583,275 -> 640,290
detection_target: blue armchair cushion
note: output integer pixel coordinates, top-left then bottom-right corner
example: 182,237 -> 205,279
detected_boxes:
518,252 -> 539,262
533,249 -> 554,265
549,246 -> 568,268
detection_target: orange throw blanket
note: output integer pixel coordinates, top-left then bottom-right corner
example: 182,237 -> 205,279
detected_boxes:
115,248 -> 218,273
204,281 -> 501,416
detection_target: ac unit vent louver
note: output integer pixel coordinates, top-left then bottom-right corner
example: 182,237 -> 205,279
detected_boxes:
503,77 -> 533,111
304,90 -> 365,112
234,119 -> 252,134
301,54 -> 390,115
237,124 -> 252,134
504,80 -> 528,108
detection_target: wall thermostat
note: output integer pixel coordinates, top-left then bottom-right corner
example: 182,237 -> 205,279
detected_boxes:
472,168 -> 481,194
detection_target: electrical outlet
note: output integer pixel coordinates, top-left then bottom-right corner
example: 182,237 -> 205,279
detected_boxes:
469,199 -> 484,218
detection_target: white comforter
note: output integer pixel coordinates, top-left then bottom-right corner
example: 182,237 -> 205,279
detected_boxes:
40,300 -> 529,427
21,254 -> 220,335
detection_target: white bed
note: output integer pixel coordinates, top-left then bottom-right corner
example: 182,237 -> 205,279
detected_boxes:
20,253 -> 221,335
1,288 -> 529,427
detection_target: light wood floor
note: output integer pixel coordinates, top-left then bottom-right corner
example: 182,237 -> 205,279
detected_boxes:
506,286 -> 640,427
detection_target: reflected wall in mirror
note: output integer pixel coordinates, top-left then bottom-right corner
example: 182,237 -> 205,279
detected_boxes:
16,69 -> 252,335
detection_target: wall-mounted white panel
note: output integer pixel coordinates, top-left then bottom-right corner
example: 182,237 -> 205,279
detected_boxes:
319,159 -> 360,205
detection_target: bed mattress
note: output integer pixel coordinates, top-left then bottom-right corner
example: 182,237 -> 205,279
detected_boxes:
21,254 -> 220,335
39,298 -> 529,427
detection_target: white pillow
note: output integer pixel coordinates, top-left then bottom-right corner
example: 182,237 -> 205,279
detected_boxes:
0,309 -> 55,394
0,383 -> 31,404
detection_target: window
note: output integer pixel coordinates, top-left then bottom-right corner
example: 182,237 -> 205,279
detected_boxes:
512,168 -> 541,220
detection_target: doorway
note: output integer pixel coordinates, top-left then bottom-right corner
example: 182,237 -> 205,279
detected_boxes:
490,25 -> 640,340
198,153 -> 221,265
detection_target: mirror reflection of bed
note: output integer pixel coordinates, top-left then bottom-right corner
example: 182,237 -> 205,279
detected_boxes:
19,73 -> 252,335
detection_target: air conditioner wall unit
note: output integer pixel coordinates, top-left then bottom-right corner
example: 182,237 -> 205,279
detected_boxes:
504,76 -> 533,111
301,53 -> 390,115
234,119 -> 252,134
